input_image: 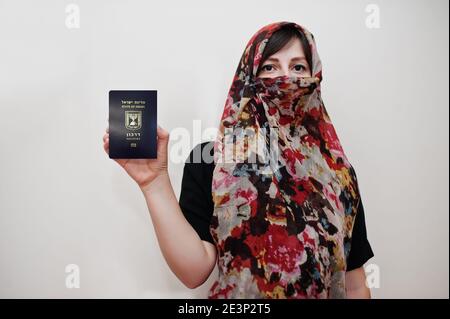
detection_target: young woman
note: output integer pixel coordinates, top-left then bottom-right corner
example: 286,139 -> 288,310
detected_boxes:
102,21 -> 374,299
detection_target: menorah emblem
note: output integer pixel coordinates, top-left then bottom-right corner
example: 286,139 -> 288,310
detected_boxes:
125,111 -> 142,130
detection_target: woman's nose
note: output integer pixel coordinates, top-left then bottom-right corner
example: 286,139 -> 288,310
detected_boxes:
280,66 -> 290,77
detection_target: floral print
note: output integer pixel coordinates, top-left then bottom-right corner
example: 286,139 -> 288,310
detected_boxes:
209,21 -> 362,298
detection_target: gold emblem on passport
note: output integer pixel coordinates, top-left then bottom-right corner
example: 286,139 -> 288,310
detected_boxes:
125,111 -> 142,130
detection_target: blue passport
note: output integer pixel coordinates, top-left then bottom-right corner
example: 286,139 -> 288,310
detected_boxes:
109,90 -> 157,159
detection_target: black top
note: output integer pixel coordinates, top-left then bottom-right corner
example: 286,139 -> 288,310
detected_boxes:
179,141 -> 374,271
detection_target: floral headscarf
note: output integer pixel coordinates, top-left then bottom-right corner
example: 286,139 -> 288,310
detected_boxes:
210,21 -> 362,298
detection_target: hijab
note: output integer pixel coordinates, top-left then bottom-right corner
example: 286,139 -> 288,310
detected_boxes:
210,21 -> 362,298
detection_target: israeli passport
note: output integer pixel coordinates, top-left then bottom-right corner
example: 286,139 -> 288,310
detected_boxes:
109,90 -> 157,159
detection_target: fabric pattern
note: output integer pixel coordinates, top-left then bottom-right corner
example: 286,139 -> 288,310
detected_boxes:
210,21 -> 364,298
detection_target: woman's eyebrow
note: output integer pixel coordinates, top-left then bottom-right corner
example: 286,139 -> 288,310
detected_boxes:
263,56 -> 307,63
264,57 -> 280,63
290,57 -> 307,63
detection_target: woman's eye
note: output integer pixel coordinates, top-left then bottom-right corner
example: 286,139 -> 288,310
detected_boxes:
293,64 -> 305,72
262,65 -> 274,72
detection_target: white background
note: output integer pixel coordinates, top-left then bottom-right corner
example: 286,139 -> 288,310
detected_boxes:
0,0 -> 448,298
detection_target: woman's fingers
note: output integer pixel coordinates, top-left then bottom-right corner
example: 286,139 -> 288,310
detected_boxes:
103,130 -> 109,154
157,124 -> 169,139
156,124 -> 170,156
103,121 -> 110,155
103,136 -> 109,154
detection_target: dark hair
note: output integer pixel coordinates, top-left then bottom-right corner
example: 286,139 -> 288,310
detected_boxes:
257,25 -> 313,76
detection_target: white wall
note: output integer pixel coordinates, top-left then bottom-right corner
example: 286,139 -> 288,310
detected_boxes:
0,0 -> 448,298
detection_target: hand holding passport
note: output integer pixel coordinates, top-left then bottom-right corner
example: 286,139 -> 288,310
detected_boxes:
109,90 -> 157,159
103,90 -> 169,190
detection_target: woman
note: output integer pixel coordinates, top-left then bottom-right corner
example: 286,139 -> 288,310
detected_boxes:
102,21 -> 374,298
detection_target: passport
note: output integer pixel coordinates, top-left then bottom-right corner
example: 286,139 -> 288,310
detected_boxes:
109,90 -> 157,159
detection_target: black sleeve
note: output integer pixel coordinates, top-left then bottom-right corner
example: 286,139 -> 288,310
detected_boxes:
178,142 -> 215,244
346,198 -> 375,271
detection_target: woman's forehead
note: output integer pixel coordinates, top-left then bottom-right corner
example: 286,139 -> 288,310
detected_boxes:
264,38 -> 308,61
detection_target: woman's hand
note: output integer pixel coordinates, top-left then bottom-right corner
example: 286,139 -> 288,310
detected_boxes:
103,122 -> 216,288
102,124 -> 170,190
345,266 -> 371,298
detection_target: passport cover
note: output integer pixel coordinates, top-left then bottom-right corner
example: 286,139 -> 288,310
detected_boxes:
109,90 -> 157,159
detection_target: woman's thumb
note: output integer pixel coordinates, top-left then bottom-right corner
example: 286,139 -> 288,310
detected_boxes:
157,124 -> 170,140
156,125 -> 170,153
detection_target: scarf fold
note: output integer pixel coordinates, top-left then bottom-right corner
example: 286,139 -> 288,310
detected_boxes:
210,21 -> 362,299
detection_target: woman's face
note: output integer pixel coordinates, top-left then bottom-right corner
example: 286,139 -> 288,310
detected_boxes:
257,37 -> 312,78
